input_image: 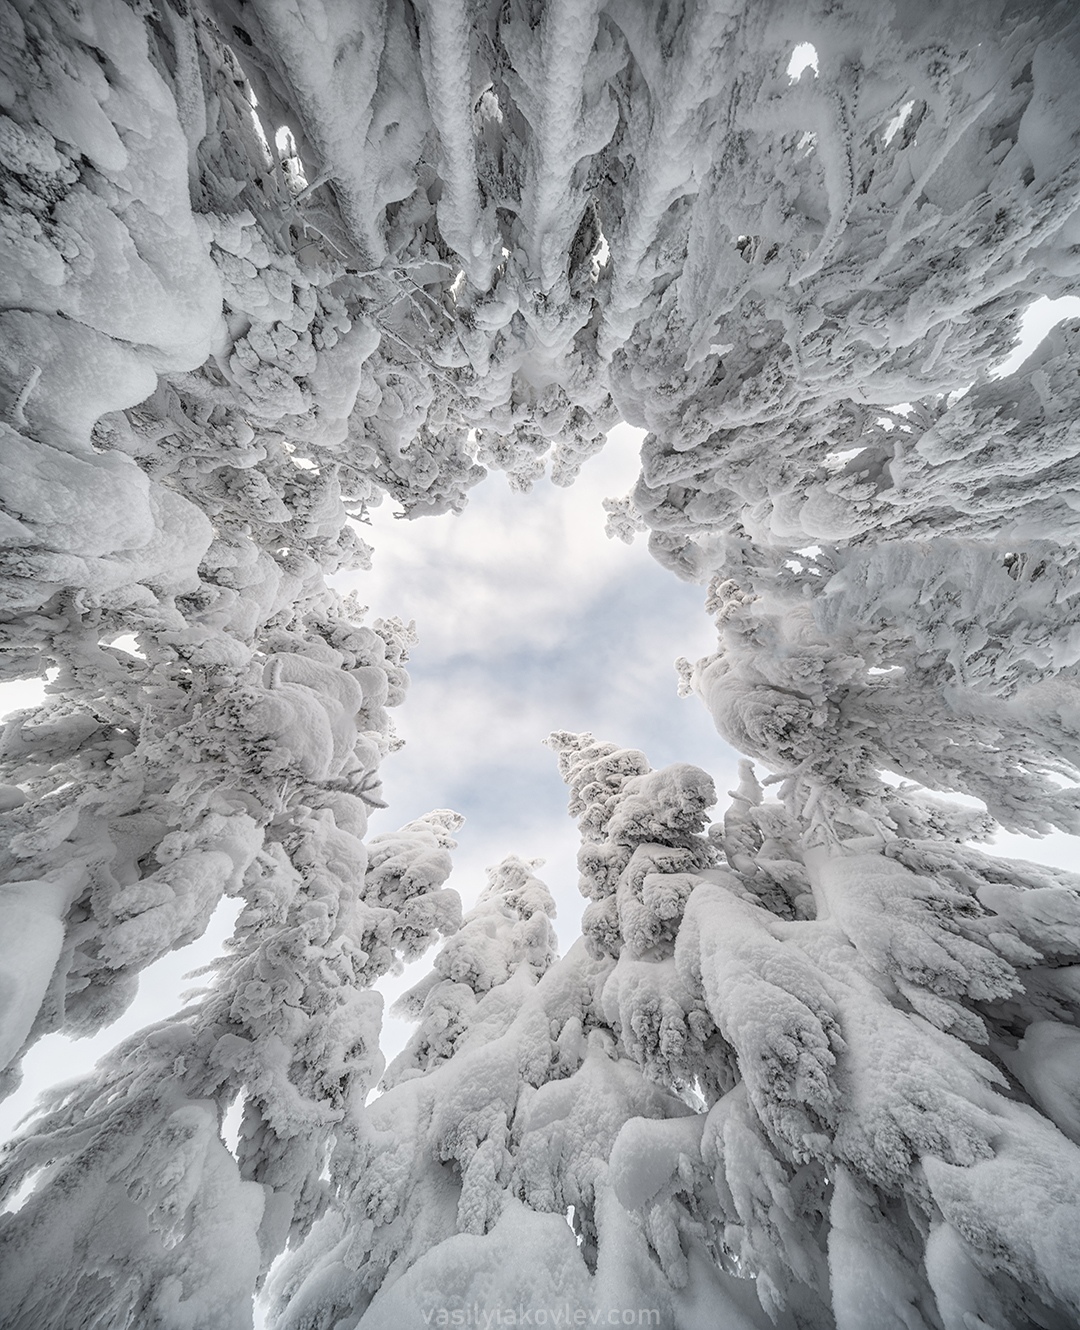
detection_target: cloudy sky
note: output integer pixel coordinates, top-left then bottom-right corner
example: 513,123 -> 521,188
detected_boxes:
340,423 -> 745,1050
350,422 -> 740,938
3,298 -> 1080,1138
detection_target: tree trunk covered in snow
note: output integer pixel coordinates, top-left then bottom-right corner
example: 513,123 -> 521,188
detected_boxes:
2,0 -> 1080,1326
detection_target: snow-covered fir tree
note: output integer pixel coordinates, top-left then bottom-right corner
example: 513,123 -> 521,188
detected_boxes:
2,0 -> 1080,1326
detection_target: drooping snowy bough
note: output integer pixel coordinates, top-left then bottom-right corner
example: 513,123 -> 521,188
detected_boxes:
2,0 -> 1080,1326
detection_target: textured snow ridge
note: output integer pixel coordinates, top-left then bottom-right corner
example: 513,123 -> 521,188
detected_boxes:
3,0 -> 1080,1327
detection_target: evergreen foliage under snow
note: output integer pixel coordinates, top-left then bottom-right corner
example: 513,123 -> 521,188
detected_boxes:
2,0 -> 1080,1326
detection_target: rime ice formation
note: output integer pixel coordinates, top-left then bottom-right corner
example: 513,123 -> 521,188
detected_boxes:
2,1 -> 1080,1328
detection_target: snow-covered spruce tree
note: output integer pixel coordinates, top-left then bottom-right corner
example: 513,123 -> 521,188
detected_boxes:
0,1 -> 461,1319
264,731 -> 1080,1330
3,0 -> 1080,1327
264,797 -> 789,1330
622,740 -> 1080,1328
0,802 -> 464,1327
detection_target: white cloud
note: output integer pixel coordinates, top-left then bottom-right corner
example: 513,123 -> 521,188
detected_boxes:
347,424 -> 652,655
0,676 -> 47,717
0,897 -> 241,1143
992,294 -> 1080,379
